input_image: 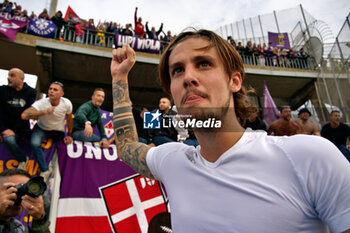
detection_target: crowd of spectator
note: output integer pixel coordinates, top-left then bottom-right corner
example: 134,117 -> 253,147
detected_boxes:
1,2 -> 175,48
228,37 -> 313,69
1,1 -> 314,70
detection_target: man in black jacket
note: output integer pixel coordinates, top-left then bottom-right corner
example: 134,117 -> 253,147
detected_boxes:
0,68 -> 36,169
51,11 -> 65,39
148,97 -> 178,146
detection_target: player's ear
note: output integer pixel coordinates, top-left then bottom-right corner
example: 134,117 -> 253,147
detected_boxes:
229,72 -> 242,93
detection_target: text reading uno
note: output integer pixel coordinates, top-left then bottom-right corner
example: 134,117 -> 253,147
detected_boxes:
66,141 -> 118,161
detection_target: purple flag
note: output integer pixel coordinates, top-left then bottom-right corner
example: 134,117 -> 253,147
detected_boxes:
268,32 -> 290,50
57,141 -> 136,198
0,12 -> 28,41
0,140 -> 56,175
115,34 -> 162,54
56,140 -> 137,232
27,18 -> 56,38
262,80 -> 280,126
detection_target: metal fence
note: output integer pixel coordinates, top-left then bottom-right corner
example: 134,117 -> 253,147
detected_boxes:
240,54 -> 315,70
315,13 -> 350,124
216,4 -> 335,65
216,5 -> 319,48
59,27 -> 116,48
21,22 -> 318,71
216,5 -> 350,123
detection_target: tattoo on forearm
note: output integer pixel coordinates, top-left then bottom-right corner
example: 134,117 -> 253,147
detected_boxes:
123,142 -> 153,178
113,117 -> 137,142
113,80 -> 129,103
113,79 -> 153,178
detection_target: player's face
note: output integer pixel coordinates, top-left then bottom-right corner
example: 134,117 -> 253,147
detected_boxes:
168,37 -> 241,120
91,90 -> 105,107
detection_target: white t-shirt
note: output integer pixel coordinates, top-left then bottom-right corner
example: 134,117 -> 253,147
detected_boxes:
32,97 -> 72,132
147,129 -> 350,233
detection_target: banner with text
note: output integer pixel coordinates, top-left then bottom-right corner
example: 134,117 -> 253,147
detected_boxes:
55,141 -> 168,233
115,34 -> 162,54
268,32 -> 290,50
0,12 -> 28,41
27,18 -> 56,38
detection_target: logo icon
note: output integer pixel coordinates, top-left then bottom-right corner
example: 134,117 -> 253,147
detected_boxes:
143,110 -> 161,129
35,18 -> 50,30
104,120 -> 114,138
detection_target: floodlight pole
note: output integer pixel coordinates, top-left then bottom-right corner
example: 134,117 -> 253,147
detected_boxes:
236,22 -> 241,42
273,10 -> 280,33
230,23 -> 235,40
249,17 -> 256,44
258,15 -> 265,44
225,24 -> 229,39
242,19 -> 248,44
49,0 -> 58,16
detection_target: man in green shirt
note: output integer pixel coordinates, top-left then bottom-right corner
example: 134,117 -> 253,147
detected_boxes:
72,88 -> 109,148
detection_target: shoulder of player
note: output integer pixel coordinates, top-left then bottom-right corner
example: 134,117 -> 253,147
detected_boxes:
276,134 -> 337,160
148,142 -> 194,159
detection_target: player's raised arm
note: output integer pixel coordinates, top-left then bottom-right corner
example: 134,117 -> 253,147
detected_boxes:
111,45 -> 154,178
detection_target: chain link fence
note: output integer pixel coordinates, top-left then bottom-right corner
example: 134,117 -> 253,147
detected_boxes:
316,13 -> 350,124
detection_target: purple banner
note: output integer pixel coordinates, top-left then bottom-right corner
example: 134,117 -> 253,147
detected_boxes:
57,140 -> 136,198
0,140 -> 56,175
268,32 -> 290,49
56,141 -> 168,233
0,12 -> 28,41
115,34 -> 162,54
27,18 -> 56,38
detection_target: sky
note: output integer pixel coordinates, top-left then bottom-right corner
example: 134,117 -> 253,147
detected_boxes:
12,0 -> 349,40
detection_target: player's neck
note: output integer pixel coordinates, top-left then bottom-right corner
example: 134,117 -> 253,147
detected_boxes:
195,116 -> 245,163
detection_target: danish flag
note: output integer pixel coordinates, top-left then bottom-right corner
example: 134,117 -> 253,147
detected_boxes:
100,174 -> 167,233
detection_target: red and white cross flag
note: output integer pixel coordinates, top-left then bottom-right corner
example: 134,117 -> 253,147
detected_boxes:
100,174 -> 168,233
